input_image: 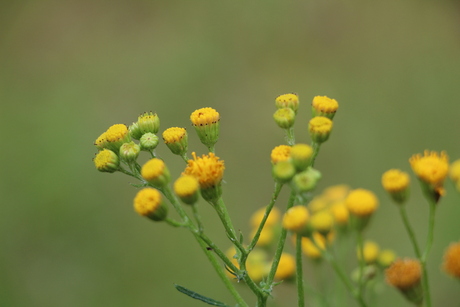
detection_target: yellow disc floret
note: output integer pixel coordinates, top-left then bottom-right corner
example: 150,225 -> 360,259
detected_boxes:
271,145 -> 291,164
190,107 -> 220,126
133,188 -> 167,220
183,152 -> 225,189
163,127 -> 187,144
385,258 -> 421,290
443,241 -> 460,278
329,202 -> 349,225
345,188 -> 379,217
275,93 -> 299,112
274,253 -> 296,280
409,150 -> 449,187
309,116 -> 333,143
301,233 -> 326,259
174,175 -> 199,198
105,124 -> 129,143
312,96 -> 339,114
282,205 -> 309,233
94,132 -> 108,149
141,158 -> 170,187
94,149 -> 119,173
357,240 -> 380,264
310,211 -> 334,235
449,159 -> 460,184
382,169 -> 410,193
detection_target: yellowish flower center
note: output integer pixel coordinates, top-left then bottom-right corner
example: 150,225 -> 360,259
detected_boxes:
312,96 -> 339,113
133,188 -> 162,216
94,149 -> 116,170
183,152 -> 225,189
309,116 -> 333,134
105,124 -> 128,142
385,259 -> 421,290
270,145 -> 291,164
163,127 -> 186,144
409,150 -> 449,186
174,175 -> 199,197
443,241 -> 460,278
282,205 -> 309,232
190,107 -> 220,126
382,169 -> 410,193
141,158 -> 166,181
345,188 -> 379,217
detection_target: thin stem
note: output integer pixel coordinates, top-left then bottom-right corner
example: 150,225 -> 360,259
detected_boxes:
181,153 -> 189,163
118,166 -> 141,180
211,198 -> 245,252
264,190 -> 297,290
398,206 -> 422,258
285,127 -> 295,145
420,200 -> 436,307
247,182 -> 283,252
192,204 -> 204,233
296,234 -> 305,307
165,217 -> 186,227
356,231 -> 366,299
309,142 -> 321,167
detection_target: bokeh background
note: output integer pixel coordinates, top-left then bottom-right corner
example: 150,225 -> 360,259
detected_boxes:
1,0 -> 459,306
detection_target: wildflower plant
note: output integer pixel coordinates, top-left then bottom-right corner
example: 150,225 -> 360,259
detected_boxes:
92,94 -> 459,307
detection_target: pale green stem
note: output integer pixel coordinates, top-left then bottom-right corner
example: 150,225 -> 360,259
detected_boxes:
398,206 -> 422,258
161,186 -> 247,307
165,217 -> 186,227
181,153 -> 189,163
191,204 -> 204,233
356,231 -> 366,299
247,182 -> 283,252
296,234 -> 305,307
309,142 -> 321,167
420,200 -> 436,307
285,127 -> 295,145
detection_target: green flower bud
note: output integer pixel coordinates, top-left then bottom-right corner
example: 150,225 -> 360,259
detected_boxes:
292,168 -> 322,194
119,141 -> 140,163
272,160 -> 296,183
138,112 -> 160,134
129,122 -> 143,140
273,108 -> 296,129
140,133 -> 159,151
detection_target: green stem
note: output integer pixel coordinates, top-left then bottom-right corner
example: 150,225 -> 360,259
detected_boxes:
247,182 -> 283,252
211,198 -> 245,252
296,234 -> 305,307
420,200 -> 436,307
181,153 -> 189,163
263,190 -> 297,302
309,142 -> 321,167
356,231 -> 366,299
165,217 -> 186,227
285,127 -> 295,145
398,206 -> 422,258
161,186 -> 247,307
192,204 -> 204,233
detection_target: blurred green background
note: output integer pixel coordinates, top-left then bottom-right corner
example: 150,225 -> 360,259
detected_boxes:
1,0 -> 459,306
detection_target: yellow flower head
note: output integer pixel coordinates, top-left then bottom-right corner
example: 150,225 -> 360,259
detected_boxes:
310,211 -> 334,235
382,169 -> 410,193
174,175 -> 199,204
133,188 -> 167,221
94,149 -> 119,173
322,184 -> 350,203
105,124 -> 129,143
409,150 -> 449,187
443,241 -> 460,279
301,233 -> 326,260
378,249 -> 397,268
309,116 -> 333,143
250,207 -> 281,228
141,158 -> 170,187
312,96 -> 339,119
94,132 -> 108,149
357,240 -> 380,264
290,143 -> 313,171
345,188 -> 379,217
282,205 -> 309,233
308,196 -> 328,213
329,202 -> 349,226
274,253 -> 296,280
163,127 -> 187,144
183,152 -> 225,189
190,107 -> 220,126
275,93 -> 299,113
271,145 -> 291,164
385,258 -> 421,290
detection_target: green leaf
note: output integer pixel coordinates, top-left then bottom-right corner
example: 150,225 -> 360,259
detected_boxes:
174,284 -> 231,307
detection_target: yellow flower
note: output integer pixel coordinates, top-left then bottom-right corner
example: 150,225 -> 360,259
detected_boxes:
310,211 -> 334,236
378,249 -> 396,268
311,96 -> 339,119
94,132 -> 108,149
385,258 -> 421,290
274,253 -> 296,280
357,240 -> 380,264
162,127 -> 188,156
322,184 -> 350,203
329,202 -> 349,226
275,93 -> 299,113
190,107 -> 220,126
250,207 -> 281,228
183,152 -> 225,189
345,189 -> 379,217
105,124 -> 129,143
301,233 -> 326,260
282,205 -> 309,234
141,158 -> 170,187
290,143 -> 313,171
382,169 -> 410,204
443,241 -> 460,279
93,149 -> 119,173
309,116 -> 333,143
270,145 -> 291,164
382,169 -> 410,193
174,175 -> 200,205
409,150 -> 449,187
133,188 -> 167,221
449,159 -> 460,186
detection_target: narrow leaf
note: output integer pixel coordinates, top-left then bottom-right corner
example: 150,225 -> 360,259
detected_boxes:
174,284 -> 231,307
